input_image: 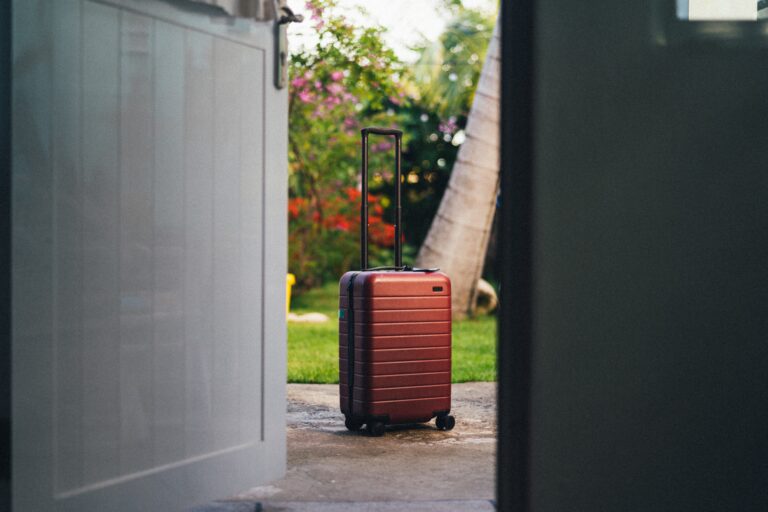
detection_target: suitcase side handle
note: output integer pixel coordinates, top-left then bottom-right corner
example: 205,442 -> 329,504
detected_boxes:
361,127 -> 403,270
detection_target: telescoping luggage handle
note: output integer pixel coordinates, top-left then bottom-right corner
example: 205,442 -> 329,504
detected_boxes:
361,127 -> 403,270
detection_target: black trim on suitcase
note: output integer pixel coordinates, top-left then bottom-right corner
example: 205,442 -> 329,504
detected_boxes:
346,272 -> 359,416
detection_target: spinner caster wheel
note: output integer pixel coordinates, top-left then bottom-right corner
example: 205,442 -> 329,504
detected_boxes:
436,414 -> 455,431
366,421 -> 386,437
345,417 -> 364,432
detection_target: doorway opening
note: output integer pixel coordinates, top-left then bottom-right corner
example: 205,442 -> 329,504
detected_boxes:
237,0 -> 500,509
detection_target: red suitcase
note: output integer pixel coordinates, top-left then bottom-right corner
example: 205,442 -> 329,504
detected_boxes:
339,127 -> 455,436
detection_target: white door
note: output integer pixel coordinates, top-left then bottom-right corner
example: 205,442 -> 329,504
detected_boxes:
12,1 -> 287,510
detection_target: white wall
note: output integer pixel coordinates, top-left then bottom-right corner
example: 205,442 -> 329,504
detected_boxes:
689,0 -> 756,20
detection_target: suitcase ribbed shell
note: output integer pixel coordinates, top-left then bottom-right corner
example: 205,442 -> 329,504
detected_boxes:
339,270 -> 451,424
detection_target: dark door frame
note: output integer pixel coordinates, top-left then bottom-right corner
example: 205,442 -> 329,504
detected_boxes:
497,0 -> 535,510
496,1 -> 768,510
1,0 -> 11,508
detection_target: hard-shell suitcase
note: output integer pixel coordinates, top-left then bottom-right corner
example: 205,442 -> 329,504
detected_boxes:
339,127 -> 455,437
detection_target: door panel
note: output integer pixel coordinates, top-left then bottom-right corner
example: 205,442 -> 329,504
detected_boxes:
12,0 -> 287,510
80,0 -> 122,486
153,19 -> 187,469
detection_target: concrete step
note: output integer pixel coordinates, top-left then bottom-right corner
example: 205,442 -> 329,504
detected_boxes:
259,500 -> 496,511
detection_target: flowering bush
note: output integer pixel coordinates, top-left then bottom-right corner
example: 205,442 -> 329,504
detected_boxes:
289,188 -> 397,288
288,0 -> 406,289
287,0 -> 495,289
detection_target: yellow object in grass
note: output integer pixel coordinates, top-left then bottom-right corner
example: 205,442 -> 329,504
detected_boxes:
286,274 -> 296,316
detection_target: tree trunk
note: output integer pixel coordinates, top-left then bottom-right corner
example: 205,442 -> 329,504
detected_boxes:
415,19 -> 500,319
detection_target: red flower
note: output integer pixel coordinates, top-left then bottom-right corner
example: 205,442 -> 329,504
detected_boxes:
345,187 -> 360,201
288,197 -> 306,219
335,219 -> 350,231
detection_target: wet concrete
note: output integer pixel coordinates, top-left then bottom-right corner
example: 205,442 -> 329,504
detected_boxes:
232,383 -> 496,511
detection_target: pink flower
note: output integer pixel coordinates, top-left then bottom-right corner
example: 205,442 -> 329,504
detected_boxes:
314,80 -> 323,90
305,0 -> 325,30
371,142 -> 393,153
298,90 -> 313,103
438,116 -> 458,135
291,77 -> 307,88
330,71 -> 343,82
326,83 -> 344,96
305,1 -> 323,19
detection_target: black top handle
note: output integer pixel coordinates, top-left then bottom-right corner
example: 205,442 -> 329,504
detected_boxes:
361,127 -> 403,270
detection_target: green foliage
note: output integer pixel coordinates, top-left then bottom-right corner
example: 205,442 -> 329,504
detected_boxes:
288,0 -> 408,289
289,0 -> 406,196
288,283 -> 496,383
410,7 -> 495,120
395,6 -> 496,248
396,107 -> 459,250
286,2 -> 499,384
288,0 -> 497,286
289,189 -> 397,287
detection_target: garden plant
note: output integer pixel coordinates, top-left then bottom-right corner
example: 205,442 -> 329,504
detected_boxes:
288,0 -> 498,383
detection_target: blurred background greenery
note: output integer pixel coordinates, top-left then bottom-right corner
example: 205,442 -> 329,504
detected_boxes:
286,0 -> 498,382
288,0 -> 497,289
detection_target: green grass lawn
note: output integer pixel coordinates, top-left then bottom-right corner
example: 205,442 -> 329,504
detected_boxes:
288,283 -> 496,383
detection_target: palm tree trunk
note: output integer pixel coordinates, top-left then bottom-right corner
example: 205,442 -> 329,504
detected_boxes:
415,19 -> 500,319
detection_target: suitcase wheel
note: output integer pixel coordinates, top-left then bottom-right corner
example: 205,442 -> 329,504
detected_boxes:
366,421 -> 386,437
436,414 -> 456,431
345,417 -> 364,432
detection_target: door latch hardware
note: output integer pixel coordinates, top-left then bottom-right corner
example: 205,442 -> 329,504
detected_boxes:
274,3 -> 303,89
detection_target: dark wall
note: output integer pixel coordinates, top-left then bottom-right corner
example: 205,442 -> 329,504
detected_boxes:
0,0 -> 11,509
499,1 -> 768,510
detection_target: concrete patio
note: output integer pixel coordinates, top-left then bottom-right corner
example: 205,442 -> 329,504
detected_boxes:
226,383 -> 497,511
